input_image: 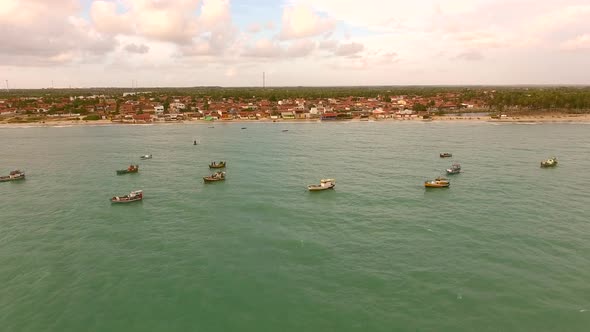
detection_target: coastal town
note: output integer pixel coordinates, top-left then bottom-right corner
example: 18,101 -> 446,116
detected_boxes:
1,87 -> 589,124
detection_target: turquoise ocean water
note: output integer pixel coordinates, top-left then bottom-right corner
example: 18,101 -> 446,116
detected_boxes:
1,122 -> 590,331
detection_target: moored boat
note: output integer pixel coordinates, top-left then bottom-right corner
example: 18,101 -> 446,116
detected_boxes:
116,165 -> 139,175
111,190 -> 143,203
540,157 -> 557,168
140,154 -> 152,160
425,177 -> 450,188
203,171 -> 225,182
440,152 -> 452,158
0,170 -> 25,182
209,161 -> 226,169
308,179 -> 336,191
446,163 -> 461,174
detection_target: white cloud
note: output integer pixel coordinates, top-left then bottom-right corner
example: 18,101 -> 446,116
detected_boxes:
0,0 -> 115,66
124,43 -> 150,54
280,4 -> 335,39
560,34 -> 590,51
334,42 -> 364,56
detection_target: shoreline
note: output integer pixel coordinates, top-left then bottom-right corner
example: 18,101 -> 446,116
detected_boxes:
1,114 -> 590,128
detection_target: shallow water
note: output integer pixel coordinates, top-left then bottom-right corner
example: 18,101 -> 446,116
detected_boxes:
1,122 -> 590,331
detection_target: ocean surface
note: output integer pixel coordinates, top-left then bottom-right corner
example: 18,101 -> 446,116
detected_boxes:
1,122 -> 589,332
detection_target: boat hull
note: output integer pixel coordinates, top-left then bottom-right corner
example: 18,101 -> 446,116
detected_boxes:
0,175 -> 25,182
116,170 -> 139,175
110,198 -> 142,204
203,177 -> 225,182
209,164 -> 226,169
425,182 -> 450,188
308,184 -> 335,191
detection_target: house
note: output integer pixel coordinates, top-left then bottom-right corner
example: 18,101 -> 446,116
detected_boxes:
154,105 -> 164,115
281,111 -> 295,119
170,102 -> 186,112
321,112 -> 338,120
133,114 -> 152,123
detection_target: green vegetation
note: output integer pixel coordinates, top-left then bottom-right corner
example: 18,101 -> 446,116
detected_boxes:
1,86 -> 589,112
83,114 -> 101,121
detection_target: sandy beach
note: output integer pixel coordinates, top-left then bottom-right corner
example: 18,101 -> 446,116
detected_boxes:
2,113 -> 590,128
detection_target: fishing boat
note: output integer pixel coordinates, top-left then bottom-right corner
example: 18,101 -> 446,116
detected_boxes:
540,157 -> 557,168
140,154 -> 152,160
116,165 -> 139,175
425,177 -> 450,188
203,171 -> 225,182
0,170 -> 25,182
209,161 -> 226,169
111,190 -> 143,203
440,152 -> 453,158
446,163 -> 461,174
308,179 -> 336,191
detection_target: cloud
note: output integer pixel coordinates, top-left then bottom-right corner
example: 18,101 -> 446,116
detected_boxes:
285,40 -> 316,57
242,39 -> 284,58
242,39 -> 316,59
455,50 -> 485,61
90,1 -> 133,34
0,0 -> 115,66
334,42 -> 364,56
247,23 -> 262,33
560,34 -> 590,51
124,43 -> 150,54
280,5 -> 336,39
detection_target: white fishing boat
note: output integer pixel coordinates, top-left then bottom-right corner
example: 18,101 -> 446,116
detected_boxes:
140,154 -> 152,160
308,179 -> 335,191
0,170 -> 25,182
111,190 -> 143,203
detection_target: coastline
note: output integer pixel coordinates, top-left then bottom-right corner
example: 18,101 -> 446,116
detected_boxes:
1,114 -> 590,128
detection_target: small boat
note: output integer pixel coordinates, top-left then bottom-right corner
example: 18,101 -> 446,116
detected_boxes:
282,129 -> 289,132
203,171 -> 225,182
111,190 -> 143,203
440,153 -> 453,158
116,165 -> 139,175
241,127 -> 247,130
308,179 -> 336,191
140,154 -> 152,160
0,170 -> 25,182
209,161 -> 226,169
425,177 -> 450,188
446,163 -> 461,174
193,140 -> 197,145
540,157 -> 557,168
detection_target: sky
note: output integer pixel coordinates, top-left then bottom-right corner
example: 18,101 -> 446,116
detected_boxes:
1,0 -> 590,88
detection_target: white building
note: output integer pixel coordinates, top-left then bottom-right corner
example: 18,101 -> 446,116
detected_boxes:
154,105 -> 164,115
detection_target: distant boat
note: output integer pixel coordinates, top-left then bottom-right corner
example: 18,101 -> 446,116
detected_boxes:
425,177 -> 450,188
203,171 -> 225,183
0,170 -> 25,182
282,129 -> 289,132
208,126 -> 215,128
440,153 -> 452,158
193,140 -> 197,145
116,165 -> 139,175
111,190 -> 143,204
308,179 -> 336,191
209,161 -> 226,169
140,154 -> 152,160
446,163 -> 461,174
241,127 -> 247,129
540,157 -> 557,168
